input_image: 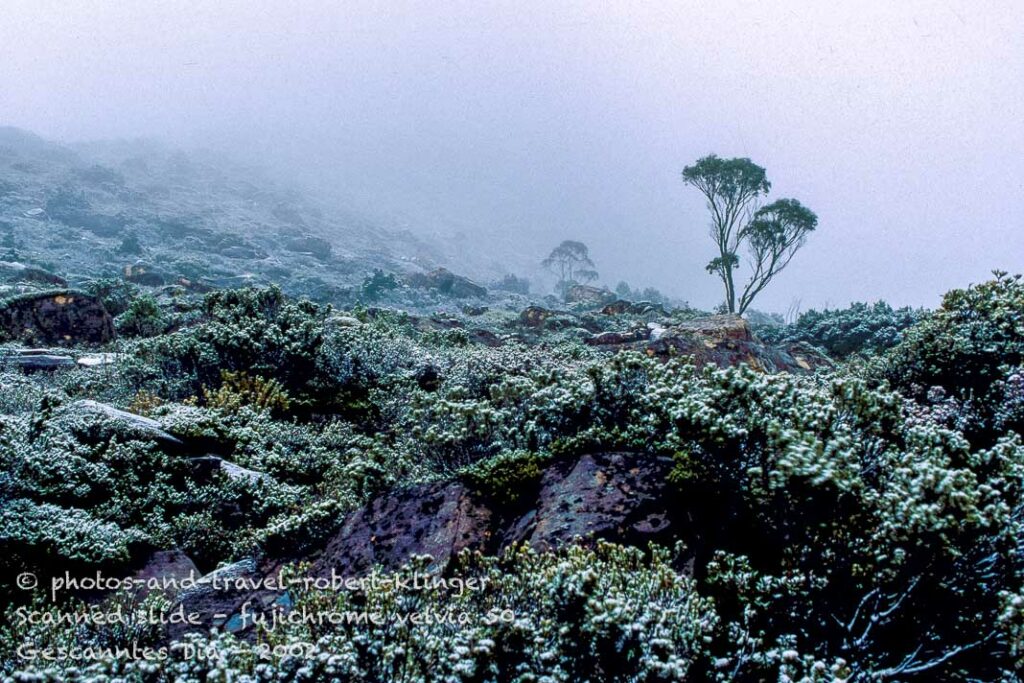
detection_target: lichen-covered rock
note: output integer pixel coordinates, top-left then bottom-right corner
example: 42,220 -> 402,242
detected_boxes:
0,290 -> 115,345
171,451 -> 683,638
584,328 -> 651,347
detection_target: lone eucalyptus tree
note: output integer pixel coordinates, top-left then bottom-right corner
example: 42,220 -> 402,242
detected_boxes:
682,155 -> 817,315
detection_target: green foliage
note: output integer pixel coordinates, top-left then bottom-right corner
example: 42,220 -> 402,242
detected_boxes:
115,294 -> 165,337
877,270 -> 1024,443
361,268 -> 398,301
202,369 -> 291,416
116,231 -> 142,255
460,450 -> 546,506
83,278 -> 138,317
3,274 -> 1024,680
2,542 -> 715,682
129,286 -> 329,406
757,300 -> 926,357
682,155 -> 815,314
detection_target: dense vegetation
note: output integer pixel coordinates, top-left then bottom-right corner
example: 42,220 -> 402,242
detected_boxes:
0,270 -> 1022,681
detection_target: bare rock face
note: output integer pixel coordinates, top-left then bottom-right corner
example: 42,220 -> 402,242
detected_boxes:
499,452 -> 677,551
315,452 -> 677,576
315,481 -> 494,576
130,550 -> 200,602
0,290 -> 115,346
169,451 -> 683,639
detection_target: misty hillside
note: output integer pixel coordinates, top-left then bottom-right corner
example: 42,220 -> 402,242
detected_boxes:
0,127 -> 466,302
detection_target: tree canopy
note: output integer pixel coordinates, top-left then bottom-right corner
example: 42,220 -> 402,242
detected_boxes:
542,240 -> 599,298
683,155 -> 816,314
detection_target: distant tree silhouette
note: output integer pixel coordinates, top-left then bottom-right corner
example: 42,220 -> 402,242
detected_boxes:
542,240 -> 598,299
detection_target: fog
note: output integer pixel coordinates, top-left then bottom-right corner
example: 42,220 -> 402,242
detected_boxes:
2,0 -> 1021,311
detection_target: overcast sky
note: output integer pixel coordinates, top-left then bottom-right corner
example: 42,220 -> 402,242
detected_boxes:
2,0 -> 1021,311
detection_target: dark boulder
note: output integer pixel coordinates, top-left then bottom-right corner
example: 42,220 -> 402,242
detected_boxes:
168,451 -> 684,638
518,305 -> 555,329
584,328 -> 651,347
284,235 -> 332,260
0,261 -> 67,287
0,290 -> 115,346
123,263 -> 168,286
0,348 -> 76,372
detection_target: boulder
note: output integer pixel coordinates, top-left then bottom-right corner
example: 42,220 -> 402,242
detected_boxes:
0,348 -> 76,372
584,328 -> 651,347
499,452 -> 677,551
168,451 -> 684,638
518,306 -> 555,328
580,315 -> 833,374
667,314 -> 753,343
60,400 -> 188,453
188,456 -> 273,485
467,328 -> 503,347
517,306 -> 602,334
123,263 -> 167,286
325,314 -> 362,329
565,284 -> 615,306
645,316 -> 833,373
0,261 -> 67,287
601,299 -> 667,317
0,290 -> 115,346
171,559 -> 278,640
76,353 -> 122,368
129,550 -> 200,601
284,235 -> 332,260
407,267 -> 487,298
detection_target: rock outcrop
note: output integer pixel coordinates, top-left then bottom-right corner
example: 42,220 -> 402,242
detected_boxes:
165,451 -> 682,638
0,348 -> 77,372
0,261 -> 67,287
584,314 -> 833,374
407,267 -> 487,298
59,400 -> 189,453
0,290 -> 115,346
645,315 -> 832,372
600,299 -> 667,317
565,284 -> 615,306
